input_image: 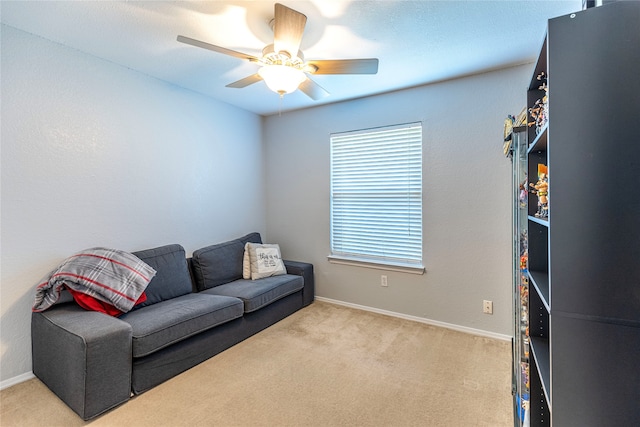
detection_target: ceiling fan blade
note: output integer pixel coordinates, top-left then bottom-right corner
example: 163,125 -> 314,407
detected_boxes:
273,3 -> 307,58
226,74 -> 263,88
177,35 -> 259,62
306,59 -> 379,75
298,77 -> 329,100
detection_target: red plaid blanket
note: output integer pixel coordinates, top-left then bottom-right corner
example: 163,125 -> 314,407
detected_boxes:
33,247 -> 156,313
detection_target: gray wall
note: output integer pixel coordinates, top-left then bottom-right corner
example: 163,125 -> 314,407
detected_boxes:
1,23 -> 530,387
263,64 -> 529,337
0,26 -> 265,385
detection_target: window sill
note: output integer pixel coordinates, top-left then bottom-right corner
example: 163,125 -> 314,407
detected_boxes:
327,255 -> 425,275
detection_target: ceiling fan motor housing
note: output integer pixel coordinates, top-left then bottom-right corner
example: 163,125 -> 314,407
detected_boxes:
261,44 -> 305,70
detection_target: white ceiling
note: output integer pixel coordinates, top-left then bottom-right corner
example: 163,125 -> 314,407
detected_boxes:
1,1 -> 582,116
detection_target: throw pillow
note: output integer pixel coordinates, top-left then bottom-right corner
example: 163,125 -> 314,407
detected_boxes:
244,242 -> 286,280
66,286 -> 147,317
243,248 -> 251,279
241,232 -> 263,280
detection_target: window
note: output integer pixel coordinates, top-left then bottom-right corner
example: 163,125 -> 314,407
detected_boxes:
329,122 -> 424,273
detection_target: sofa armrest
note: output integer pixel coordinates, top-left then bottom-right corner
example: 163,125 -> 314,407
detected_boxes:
32,304 -> 132,420
283,260 -> 314,307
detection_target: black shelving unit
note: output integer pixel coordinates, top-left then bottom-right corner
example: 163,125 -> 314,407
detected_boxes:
524,2 -> 640,425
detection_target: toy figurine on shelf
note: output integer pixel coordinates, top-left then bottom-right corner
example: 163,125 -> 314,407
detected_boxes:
521,361 -> 530,388
519,176 -> 528,208
503,115 -> 515,157
530,164 -> 549,218
520,284 -> 529,321
527,71 -> 549,134
520,231 -> 528,268
503,108 -> 528,158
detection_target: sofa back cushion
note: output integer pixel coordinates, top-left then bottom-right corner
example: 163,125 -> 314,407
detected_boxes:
131,244 -> 193,308
191,233 -> 262,291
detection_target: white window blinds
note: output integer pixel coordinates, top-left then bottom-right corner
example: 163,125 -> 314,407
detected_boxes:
330,122 -> 423,267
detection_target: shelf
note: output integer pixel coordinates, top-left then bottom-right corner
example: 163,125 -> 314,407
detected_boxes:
529,356 -> 550,425
529,270 -> 550,310
529,283 -> 549,338
527,221 -> 548,297
528,215 -> 549,227
530,336 -> 551,408
527,125 -> 548,153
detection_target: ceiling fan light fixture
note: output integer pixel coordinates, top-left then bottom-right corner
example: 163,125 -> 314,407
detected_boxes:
258,64 -> 306,96
177,3 -> 378,102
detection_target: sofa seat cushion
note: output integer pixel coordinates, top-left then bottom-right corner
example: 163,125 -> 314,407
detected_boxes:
201,274 -> 303,313
119,293 -> 243,358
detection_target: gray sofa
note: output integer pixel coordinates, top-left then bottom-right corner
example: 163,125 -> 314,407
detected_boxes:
31,232 -> 314,420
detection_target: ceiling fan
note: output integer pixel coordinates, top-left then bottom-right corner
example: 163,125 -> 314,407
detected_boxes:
177,3 -> 379,100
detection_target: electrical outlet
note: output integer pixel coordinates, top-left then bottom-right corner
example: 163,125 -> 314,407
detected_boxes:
381,275 -> 388,287
483,300 -> 493,314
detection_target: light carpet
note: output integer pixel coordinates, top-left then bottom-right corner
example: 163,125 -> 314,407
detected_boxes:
0,301 -> 512,426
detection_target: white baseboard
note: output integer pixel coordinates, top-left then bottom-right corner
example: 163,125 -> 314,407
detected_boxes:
314,296 -> 512,342
0,372 -> 35,391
